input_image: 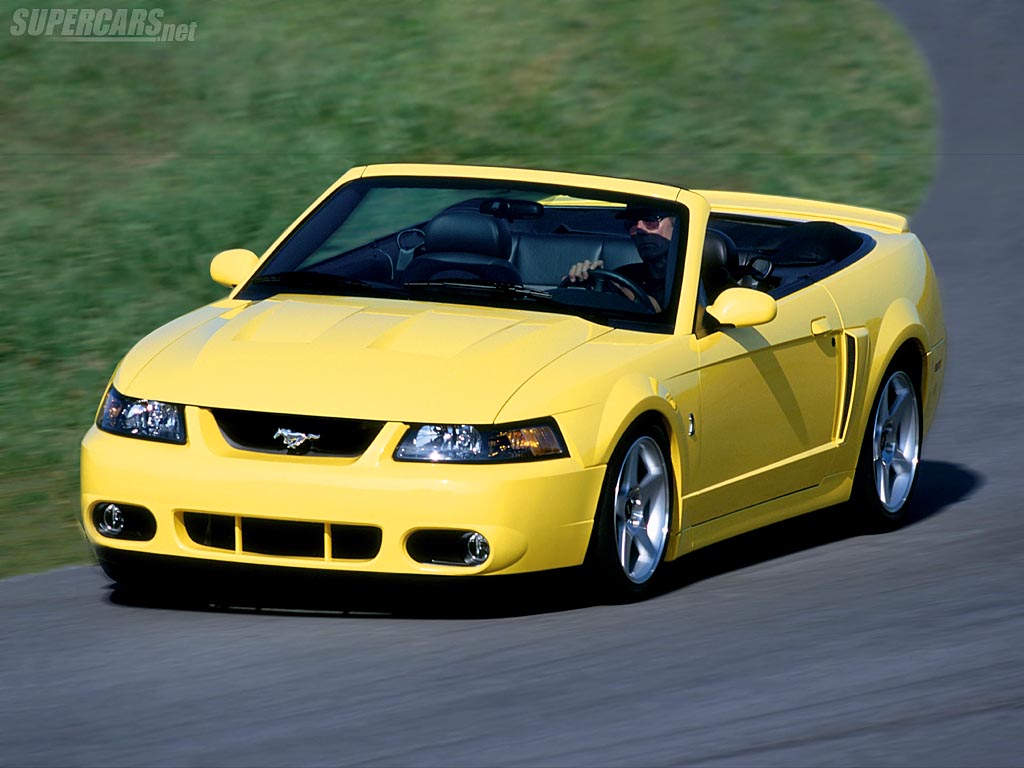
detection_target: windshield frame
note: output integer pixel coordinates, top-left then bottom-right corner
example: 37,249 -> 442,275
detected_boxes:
236,176 -> 690,333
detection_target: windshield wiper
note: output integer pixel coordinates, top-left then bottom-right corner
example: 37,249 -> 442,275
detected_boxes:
403,280 -> 555,302
247,271 -> 405,296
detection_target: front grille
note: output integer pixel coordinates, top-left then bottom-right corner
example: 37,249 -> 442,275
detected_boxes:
210,408 -> 384,456
181,512 -> 382,560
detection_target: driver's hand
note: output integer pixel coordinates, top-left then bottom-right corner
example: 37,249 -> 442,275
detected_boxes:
567,259 -> 603,283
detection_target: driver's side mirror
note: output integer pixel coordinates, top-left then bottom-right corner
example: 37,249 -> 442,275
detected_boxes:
210,249 -> 259,288
706,287 -> 778,329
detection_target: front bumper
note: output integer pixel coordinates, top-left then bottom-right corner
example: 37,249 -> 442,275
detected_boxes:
81,407 -> 604,577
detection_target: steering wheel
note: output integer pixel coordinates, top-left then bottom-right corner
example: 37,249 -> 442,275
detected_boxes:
397,228 -> 426,252
559,267 -> 654,309
394,228 -> 426,272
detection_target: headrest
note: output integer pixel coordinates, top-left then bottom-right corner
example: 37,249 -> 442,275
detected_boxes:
702,229 -> 738,270
422,212 -> 511,259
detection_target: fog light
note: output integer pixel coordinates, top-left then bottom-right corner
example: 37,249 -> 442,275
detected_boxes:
464,532 -> 490,565
98,503 -> 125,536
91,502 -> 156,541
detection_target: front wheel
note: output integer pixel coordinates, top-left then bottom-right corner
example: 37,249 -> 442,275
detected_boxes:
586,423 -> 673,600
851,367 -> 921,528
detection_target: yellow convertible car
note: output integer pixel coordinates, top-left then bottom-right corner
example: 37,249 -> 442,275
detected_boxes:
81,164 -> 945,599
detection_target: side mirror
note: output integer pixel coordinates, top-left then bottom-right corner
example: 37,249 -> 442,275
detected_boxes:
210,249 -> 258,288
706,287 -> 778,329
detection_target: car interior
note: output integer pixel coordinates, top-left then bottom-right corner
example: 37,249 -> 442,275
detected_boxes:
701,217 -> 873,303
258,192 -> 873,329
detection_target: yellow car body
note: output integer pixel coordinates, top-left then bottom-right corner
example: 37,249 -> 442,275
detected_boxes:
81,164 -> 945,595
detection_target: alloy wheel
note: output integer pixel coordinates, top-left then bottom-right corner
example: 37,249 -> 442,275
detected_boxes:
612,436 -> 670,583
871,370 -> 920,513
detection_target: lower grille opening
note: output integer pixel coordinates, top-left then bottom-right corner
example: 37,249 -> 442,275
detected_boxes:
242,518 -> 324,558
181,514 -> 383,562
183,512 -> 235,550
330,524 -> 383,560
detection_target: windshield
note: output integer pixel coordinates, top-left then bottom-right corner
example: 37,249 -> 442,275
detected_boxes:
238,177 -> 689,331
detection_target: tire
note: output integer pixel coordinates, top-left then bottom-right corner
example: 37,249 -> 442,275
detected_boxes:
586,422 -> 674,600
851,365 -> 922,529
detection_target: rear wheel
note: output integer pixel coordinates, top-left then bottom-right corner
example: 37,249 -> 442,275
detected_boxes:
852,366 -> 921,528
587,423 -> 673,600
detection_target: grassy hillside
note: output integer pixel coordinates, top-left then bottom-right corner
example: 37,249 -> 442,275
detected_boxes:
0,0 -> 935,577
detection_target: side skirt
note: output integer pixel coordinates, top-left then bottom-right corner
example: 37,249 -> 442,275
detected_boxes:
669,470 -> 855,559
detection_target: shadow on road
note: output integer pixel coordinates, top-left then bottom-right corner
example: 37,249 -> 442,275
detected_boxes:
659,459 -> 981,594
109,460 -> 980,619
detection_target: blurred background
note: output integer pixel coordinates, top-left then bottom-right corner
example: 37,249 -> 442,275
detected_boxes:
0,0 -> 934,577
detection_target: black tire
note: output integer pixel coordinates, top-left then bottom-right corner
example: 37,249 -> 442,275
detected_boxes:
585,421 -> 674,601
850,364 -> 922,530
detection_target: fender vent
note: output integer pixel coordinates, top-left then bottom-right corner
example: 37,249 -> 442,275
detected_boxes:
837,333 -> 857,440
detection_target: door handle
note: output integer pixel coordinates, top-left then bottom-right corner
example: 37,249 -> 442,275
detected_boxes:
810,317 -> 833,336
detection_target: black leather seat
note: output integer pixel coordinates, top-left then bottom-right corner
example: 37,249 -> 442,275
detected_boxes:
701,229 -> 740,303
421,211 -> 512,258
401,212 -> 521,284
510,233 -> 641,285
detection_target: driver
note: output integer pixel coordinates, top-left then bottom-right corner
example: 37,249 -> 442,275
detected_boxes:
564,208 -> 674,310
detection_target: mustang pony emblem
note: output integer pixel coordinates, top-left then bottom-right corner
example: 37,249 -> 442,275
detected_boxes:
274,428 -> 321,454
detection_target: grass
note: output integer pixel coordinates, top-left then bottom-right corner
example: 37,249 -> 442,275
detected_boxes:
0,0 -> 935,578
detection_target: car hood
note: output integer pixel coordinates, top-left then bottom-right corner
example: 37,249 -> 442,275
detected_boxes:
117,295 -> 612,424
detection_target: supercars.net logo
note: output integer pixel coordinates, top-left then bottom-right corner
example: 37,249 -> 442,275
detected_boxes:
10,8 -> 197,42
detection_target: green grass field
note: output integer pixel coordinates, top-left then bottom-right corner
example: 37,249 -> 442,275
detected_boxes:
0,0 -> 935,578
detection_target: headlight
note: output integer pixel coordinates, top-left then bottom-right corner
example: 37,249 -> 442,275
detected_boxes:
394,421 -> 567,463
97,386 -> 186,444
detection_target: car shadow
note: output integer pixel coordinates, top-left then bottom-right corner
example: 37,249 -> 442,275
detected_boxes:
654,459 -> 982,595
108,460 -> 980,619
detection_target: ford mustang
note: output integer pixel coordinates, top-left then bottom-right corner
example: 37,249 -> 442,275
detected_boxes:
81,164 -> 945,600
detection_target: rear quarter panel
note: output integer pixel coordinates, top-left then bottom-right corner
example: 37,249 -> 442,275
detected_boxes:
820,232 -> 946,473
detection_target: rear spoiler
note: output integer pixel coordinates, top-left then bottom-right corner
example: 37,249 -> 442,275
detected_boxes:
695,190 -> 910,234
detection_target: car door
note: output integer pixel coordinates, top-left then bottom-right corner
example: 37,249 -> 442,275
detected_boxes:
687,284 -> 842,525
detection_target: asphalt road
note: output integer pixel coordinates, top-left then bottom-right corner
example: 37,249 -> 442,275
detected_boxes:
3,2 -> 1022,765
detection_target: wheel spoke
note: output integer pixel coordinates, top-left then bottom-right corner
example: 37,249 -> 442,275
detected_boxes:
891,452 -> 914,479
632,527 -> 657,565
624,448 -> 641,486
878,389 -> 891,424
617,522 -> 633,566
636,471 -> 663,503
875,461 -> 889,505
889,386 -> 911,424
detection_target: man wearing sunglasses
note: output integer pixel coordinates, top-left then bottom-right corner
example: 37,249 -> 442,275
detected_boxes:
564,208 -> 674,310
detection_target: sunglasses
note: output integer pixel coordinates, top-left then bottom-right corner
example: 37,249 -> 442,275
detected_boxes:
624,214 -> 667,232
